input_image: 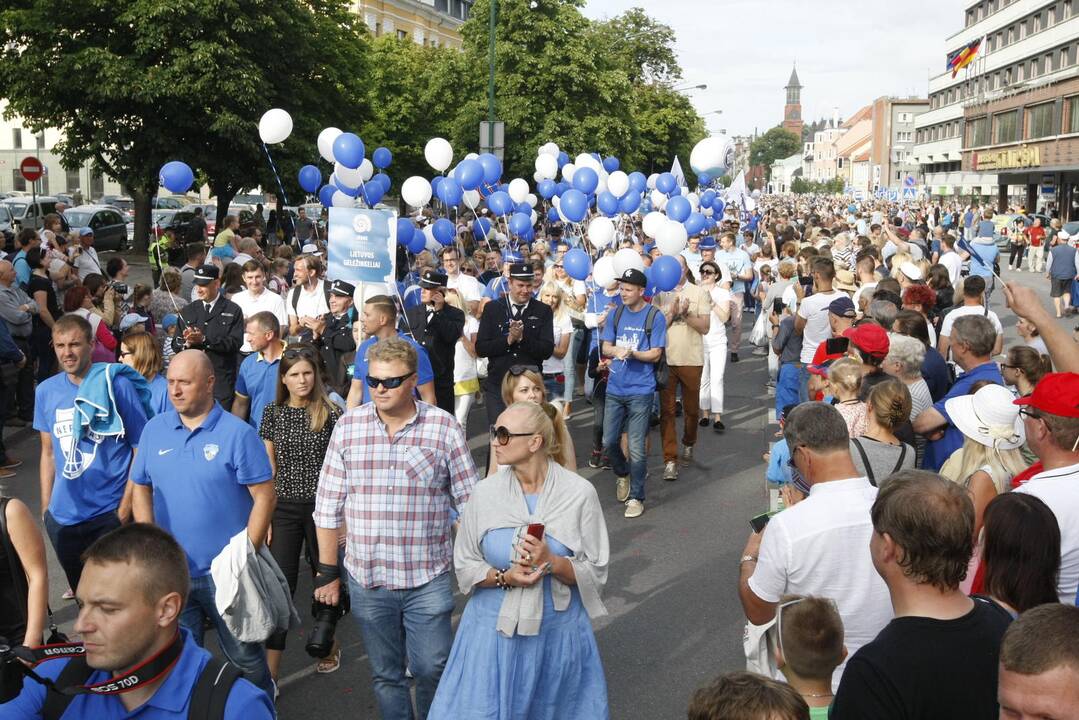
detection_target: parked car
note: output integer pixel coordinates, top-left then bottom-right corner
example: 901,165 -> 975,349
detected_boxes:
152,196 -> 194,210
63,205 -> 128,252
199,205 -> 256,238
0,204 -> 14,253
96,195 -> 134,213
1,196 -> 59,231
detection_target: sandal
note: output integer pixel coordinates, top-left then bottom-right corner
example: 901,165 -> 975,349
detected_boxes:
316,644 -> 341,674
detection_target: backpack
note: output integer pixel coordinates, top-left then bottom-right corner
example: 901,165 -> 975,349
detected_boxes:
41,653 -> 241,720
611,304 -> 668,390
850,438 -> 908,487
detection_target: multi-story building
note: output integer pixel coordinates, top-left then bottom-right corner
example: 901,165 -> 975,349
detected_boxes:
835,105 -> 873,193
769,153 -> 803,193
782,66 -> 804,139
871,96 -> 929,191
808,110 -> 846,182
353,0 -> 469,48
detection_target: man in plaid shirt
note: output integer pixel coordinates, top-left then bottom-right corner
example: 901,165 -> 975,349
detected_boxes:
314,336 -> 478,720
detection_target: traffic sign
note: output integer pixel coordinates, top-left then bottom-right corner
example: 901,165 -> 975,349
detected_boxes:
902,187 -> 917,200
903,175 -> 915,188
19,156 -> 43,182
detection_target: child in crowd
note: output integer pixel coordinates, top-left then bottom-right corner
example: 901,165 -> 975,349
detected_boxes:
827,358 -> 867,437
160,314 -> 179,369
773,595 -> 845,719
131,284 -> 155,335
269,258 -> 291,296
770,300 -> 802,417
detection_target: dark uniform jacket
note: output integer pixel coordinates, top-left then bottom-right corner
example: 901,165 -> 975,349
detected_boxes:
173,295 -> 244,407
475,296 -> 554,386
316,308 -> 357,396
404,303 -> 465,391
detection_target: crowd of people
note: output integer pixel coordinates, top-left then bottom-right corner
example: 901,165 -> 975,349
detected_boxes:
0,193 -> 1077,719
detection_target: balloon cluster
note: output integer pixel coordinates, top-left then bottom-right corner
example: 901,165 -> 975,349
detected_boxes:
302,128 -> 395,210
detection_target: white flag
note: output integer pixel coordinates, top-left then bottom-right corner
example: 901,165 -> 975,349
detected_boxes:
671,156 -> 686,190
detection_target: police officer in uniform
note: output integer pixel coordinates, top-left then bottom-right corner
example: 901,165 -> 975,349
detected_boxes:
173,265 -> 244,409
312,278 -> 358,397
405,269 -> 464,414
475,262 -> 554,424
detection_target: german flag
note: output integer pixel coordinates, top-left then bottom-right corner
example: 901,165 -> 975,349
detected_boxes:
947,37 -> 983,78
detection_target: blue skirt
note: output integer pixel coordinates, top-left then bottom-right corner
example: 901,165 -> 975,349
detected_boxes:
428,583 -> 609,720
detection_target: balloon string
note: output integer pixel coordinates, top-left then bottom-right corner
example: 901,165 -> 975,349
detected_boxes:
261,142 -> 291,210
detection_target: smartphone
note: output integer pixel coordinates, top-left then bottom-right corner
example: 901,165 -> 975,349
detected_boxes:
772,298 -> 785,315
527,523 -> 545,540
825,336 -> 850,355
749,512 -> 771,534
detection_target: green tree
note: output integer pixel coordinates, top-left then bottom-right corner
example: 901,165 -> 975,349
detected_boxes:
591,7 -> 681,85
750,127 -> 801,181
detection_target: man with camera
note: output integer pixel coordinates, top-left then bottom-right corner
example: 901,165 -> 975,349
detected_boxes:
0,523 -> 274,718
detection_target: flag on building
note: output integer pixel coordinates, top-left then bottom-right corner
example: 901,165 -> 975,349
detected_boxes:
947,37 -> 983,78
670,156 -> 686,190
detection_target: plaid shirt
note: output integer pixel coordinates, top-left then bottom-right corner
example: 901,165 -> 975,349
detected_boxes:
314,400 -> 478,590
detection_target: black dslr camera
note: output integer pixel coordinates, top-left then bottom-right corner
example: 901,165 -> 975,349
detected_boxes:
304,564 -> 349,659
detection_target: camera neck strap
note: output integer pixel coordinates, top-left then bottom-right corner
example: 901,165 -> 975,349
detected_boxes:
16,631 -> 184,696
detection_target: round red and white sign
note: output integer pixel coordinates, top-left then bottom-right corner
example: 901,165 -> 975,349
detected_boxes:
19,156 -> 44,182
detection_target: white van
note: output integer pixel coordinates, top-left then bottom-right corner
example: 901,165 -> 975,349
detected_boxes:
0,196 -> 60,231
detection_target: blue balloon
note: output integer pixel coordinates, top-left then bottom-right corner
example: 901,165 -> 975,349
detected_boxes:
472,217 -> 492,240
297,165 -> 321,194
656,172 -> 677,194
563,248 -> 591,280
666,195 -> 691,223
643,266 -> 659,298
332,132 -> 365,169
515,202 -> 531,215
432,218 -> 455,246
397,218 -> 415,246
318,184 -> 336,208
572,167 -> 599,195
372,147 -> 392,169
557,151 -> 569,168
361,182 -> 385,206
509,212 -> 532,237
159,161 -> 194,194
700,189 -> 717,208
407,232 -> 427,254
559,189 -> 588,223
684,212 -> 707,236
373,172 -> 391,192
555,181 -> 570,197
453,158 -> 484,191
698,172 -> 712,187
597,191 -> 619,217
628,171 -> 647,193
602,156 -> 620,173
652,255 -> 682,292
713,198 -> 726,215
478,153 -> 502,186
487,190 -> 513,216
547,207 -> 561,223
537,179 -> 557,199
620,192 -> 641,214
705,216 -> 717,230
333,176 -> 360,197
436,177 -> 463,206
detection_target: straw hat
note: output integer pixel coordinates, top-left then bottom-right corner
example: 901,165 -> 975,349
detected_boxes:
944,384 -> 1025,450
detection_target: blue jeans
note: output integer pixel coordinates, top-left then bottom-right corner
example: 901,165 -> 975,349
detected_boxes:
563,327 -> 582,402
603,393 -> 652,501
775,363 -> 802,419
44,510 -> 121,592
181,573 -> 274,702
348,571 -> 454,720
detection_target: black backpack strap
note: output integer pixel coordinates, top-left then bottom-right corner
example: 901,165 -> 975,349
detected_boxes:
188,657 -> 242,720
611,305 -> 625,343
41,657 -> 95,720
891,444 -> 909,475
850,438 -> 876,486
643,305 -> 656,348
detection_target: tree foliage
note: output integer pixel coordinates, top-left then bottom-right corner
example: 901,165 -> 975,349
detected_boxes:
791,176 -> 845,194
591,7 -> 681,85
750,127 -> 801,181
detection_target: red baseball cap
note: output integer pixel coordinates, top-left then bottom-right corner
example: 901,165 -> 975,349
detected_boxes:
1014,373 -> 1079,418
843,324 -> 889,359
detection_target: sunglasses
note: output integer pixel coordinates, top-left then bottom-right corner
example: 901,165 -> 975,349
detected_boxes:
700,269 -> 717,276
490,425 -> 535,445
365,372 -> 415,389
283,346 -> 317,361
508,365 -> 534,377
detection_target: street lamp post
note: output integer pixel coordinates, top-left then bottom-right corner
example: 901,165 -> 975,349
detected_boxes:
487,0 -> 497,154
673,83 -> 707,93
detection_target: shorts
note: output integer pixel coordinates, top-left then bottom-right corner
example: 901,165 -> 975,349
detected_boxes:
1051,277 -> 1071,298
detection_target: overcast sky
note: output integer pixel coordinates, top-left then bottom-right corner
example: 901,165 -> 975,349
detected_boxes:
581,0 -> 966,139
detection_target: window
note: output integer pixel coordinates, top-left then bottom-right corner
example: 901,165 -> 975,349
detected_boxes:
969,116 -> 989,146
994,110 -> 1018,143
1018,63 -> 1025,81
396,29 -> 407,40
1005,67 -> 1012,84
11,171 -> 25,192
1030,59 -> 1038,78
1046,53 -> 1053,73
65,168 -> 79,191
1063,47 -> 1070,68
11,128 -> 21,149
1028,103 -> 1054,138
1034,13 -> 1041,32
1069,96 -> 1079,133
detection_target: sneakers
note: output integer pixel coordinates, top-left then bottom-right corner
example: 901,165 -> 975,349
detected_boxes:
698,417 -> 710,427
663,460 -> 678,481
624,499 -> 644,518
616,476 -> 630,502
589,449 -> 603,468
680,445 -> 694,467
0,458 -> 21,470
730,352 -> 740,363
713,419 -> 726,433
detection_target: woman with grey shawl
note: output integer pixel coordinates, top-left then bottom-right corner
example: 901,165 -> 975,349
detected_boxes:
428,402 -> 610,719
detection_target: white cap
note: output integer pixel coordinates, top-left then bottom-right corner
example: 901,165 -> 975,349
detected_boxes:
899,261 -> 923,281
301,243 -> 319,254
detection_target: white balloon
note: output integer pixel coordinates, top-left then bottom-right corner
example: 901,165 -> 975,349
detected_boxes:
689,134 -> 735,177
317,128 -> 342,164
650,189 -> 668,210
359,158 -> 374,182
525,193 -> 538,208
464,152 -> 480,161
424,137 -> 453,172
744,197 -> 758,212
530,210 -> 538,225
401,176 -> 433,208
335,162 -> 364,188
539,142 -> 560,157
561,162 -> 576,183
657,221 -> 689,256
687,192 -> 700,211
534,154 -> 558,180
462,189 -> 481,208
593,256 -> 617,288
642,211 -> 667,239
574,153 -> 601,173
595,171 -> 608,197
607,171 -> 629,198
614,248 -> 644,276
258,108 -> 293,145
588,217 -> 615,249
508,178 -> 529,205
646,173 -> 659,189
533,171 -> 544,183
423,225 -> 440,253
331,190 -> 353,208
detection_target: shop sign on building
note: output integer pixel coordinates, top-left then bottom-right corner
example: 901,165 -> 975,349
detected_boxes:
972,145 -> 1040,171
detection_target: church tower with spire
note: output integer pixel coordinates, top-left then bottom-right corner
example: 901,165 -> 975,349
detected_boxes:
782,64 -> 804,139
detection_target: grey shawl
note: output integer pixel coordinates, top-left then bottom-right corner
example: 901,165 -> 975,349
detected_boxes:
454,461 -> 609,637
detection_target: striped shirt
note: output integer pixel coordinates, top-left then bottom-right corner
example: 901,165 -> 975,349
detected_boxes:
314,400 -> 478,590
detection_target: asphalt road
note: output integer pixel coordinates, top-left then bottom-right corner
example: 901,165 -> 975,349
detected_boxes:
0,253 -> 1065,718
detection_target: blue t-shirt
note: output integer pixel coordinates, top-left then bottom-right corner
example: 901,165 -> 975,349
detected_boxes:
148,373 -> 172,415
766,438 -> 792,485
975,219 -> 996,238
964,210 -> 975,228
923,361 -> 1004,471
235,352 -> 280,431
714,249 -> 752,294
131,403 -> 272,576
12,249 -> 29,286
601,303 -> 667,397
921,346 -> 952,402
967,240 -> 999,278
1,627 -> 274,719
353,333 -> 435,404
483,276 -> 509,300
587,289 -> 622,353
33,373 -> 149,526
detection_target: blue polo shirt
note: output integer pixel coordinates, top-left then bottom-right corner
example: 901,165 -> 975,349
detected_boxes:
483,276 -> 509,300
600,303 -> 666,397
12,248 -> 30,286
33,372 -> 149,526
148,373 -> 172,415
923,361 -> 1004,471
714,248 -> 752,294
131,403 -> 272,577
235,347 -> 281,431
353,333 -> 435,404
0,628 -> 274,719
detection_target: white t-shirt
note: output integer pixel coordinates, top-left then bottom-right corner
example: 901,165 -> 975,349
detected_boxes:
447,272 -> 484,304
72,246 -> 103,281
231,289 -> 289,352
707,286 -> 731,341
939,251 -> 963,285
1015,462 -> 1079,604
542,312 -> 574,375
287,280 -> 329,320
797,289 -> 845,363
938,304 -> 1003,339
454,315 -> 480,383
748,477 -> 893,691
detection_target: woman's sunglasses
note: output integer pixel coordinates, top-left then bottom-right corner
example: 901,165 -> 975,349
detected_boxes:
490,425 -> 535,445
283,346 -> 317,361
365,372 -> 415,389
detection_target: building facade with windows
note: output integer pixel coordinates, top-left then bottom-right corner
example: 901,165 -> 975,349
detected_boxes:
871,97 -> 929,191
353,0 -> 470,48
